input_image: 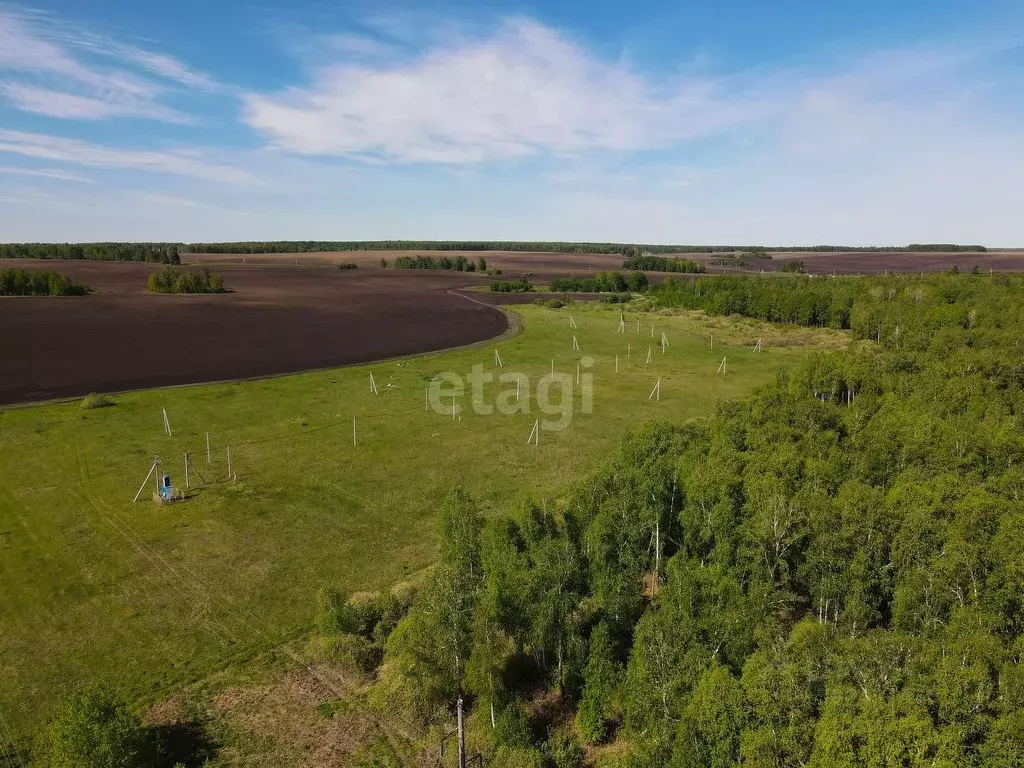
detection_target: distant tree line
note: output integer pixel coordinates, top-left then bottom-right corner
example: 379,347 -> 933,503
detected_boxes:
0,243 -> 180,263
550,271 -> 648,293
621,254 -> 706,273
181,241 -> 989,255
147,267 -> 225,294
393,254 -> 488,272
0,268 -> 90,296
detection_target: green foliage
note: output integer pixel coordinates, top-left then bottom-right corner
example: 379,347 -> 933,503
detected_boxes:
80,393 -> 115,410
375,271 -> 1024,762
147,267 -> 225,294
393,254 -> 482,271
545,298 -> 565,308
0,268 -> 90,296
778,259 -> 807,273
43,686 -> 150,768
621,254 -> 706,273
598,293 -> 631,304
488,277 -> 534,292
578,621 -> 622,743
337,262 -> 358,270
0,243 -> 179,263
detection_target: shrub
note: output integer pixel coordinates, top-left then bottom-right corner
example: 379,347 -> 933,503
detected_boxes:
778,259 -> 807,274
44,686 -> 152,768
379,258 -> 388,268
545,298 -> 565,309
81,393 -> 115,410
489,278 -> 534,293
599,293 -> 631,304
337,262 -> 358,270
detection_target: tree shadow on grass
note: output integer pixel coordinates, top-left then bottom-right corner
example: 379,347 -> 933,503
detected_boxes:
149,721 -> 218,768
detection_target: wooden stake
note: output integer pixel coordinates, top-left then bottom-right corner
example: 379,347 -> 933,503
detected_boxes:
650,324 -> 654,338
710,332 -> 714,351
369,373 -> 378,395
615,354 -> 619,373
132,457 -> 160,503
551,359 -> 554,375
494,348 -> 503,367
516,377 -> 521,402
717,356 -> 727,374
646,346 -> 652,364
162,407 -> 172,437
353,417 -> 357,445
576,363 -> 580,385
636,318 -> 640,332
526,419 -> 540,446
184,452 -> 189,489
226,445 -> 232,478
206,432 -> 211,463
457,697 -> 466,768
572,335 -> 580,352
627,342 -> 631,359
425,386 -> 429,411
649,379 -> 661,401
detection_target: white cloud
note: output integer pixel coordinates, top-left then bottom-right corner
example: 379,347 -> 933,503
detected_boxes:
243,18 -> 762,163
0,83 -> 192,122
0,8 -> 217,122
0,165 -> 93,182
0,131 -> 252,183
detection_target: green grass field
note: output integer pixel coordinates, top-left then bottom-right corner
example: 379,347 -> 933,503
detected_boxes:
0,303 -> 844,740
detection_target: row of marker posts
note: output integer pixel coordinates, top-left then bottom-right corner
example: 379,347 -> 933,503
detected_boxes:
153,313 -> 763,476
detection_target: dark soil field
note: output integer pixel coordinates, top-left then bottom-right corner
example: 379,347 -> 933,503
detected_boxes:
0,261 -> 506,405
6,248 -> 1023,405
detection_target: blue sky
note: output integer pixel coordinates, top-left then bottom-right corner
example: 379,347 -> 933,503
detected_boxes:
0,0 -> 1022,244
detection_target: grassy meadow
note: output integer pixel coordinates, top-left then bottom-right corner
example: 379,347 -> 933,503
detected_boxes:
0,302 -> 846,740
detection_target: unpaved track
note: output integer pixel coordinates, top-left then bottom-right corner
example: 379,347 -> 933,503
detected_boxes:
0,261 -> 506,405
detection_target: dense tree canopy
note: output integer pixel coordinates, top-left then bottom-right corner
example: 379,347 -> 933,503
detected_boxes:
146,267 -> 225,294
357,271 -> 1024,766
0,269 -> 89,296
0,243 -> 180,263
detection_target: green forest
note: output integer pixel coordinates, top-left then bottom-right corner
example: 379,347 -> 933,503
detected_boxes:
305,271 -> 1024,767
0,243 -> 180,263
0,268 -> 90,296
146,266 -> 225,294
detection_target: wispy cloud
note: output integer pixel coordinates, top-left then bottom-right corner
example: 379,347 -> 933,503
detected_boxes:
243,18 -> 762,163
0,8 -> 217,122
0,131 -> 252,183
0,165 -> 93,182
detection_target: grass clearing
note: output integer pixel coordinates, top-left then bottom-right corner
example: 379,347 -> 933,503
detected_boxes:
0,303 -> 847,739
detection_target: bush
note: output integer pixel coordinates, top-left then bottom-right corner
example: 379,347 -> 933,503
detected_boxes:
489,278 -> 534,293
44,686 -> 152,768
337,262 -> 358,270
147,267 -> 226,294
599,293 -> 631,304
778,259 -> 807,273
81,393 -> 115,410
545,298 -> 565,309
